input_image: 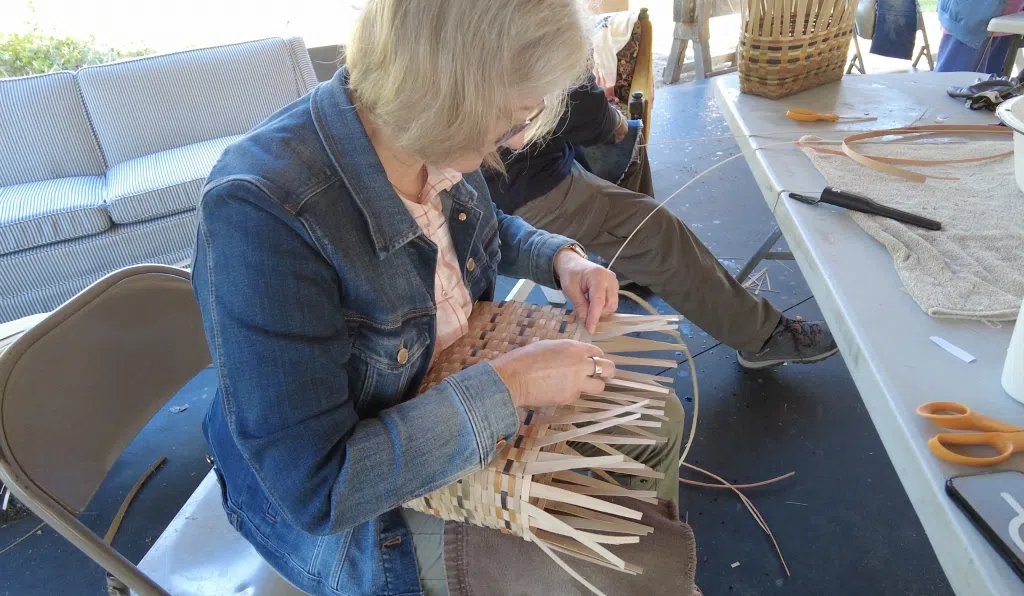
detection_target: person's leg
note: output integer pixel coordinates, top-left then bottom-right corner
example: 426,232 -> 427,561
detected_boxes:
936,32 -> 995,73
984,35 -> 1017,75
516,163 -> 780,352
402,509 -> 450,596
515,163 -> 838,366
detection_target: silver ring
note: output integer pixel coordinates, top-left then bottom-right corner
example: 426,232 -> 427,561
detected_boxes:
590,356 -> 603,378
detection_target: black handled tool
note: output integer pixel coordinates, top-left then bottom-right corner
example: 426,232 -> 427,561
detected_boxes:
789,187 -> 942,231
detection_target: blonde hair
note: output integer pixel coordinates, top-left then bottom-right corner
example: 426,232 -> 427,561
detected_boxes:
346,0 -> 593,169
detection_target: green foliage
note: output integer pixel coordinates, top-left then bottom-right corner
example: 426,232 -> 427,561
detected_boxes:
0,28 -> 152,78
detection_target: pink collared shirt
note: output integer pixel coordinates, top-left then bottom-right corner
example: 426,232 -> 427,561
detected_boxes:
396,167 -> 474,361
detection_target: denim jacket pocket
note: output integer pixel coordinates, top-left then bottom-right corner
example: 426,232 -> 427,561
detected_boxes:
348,316 -> 432,413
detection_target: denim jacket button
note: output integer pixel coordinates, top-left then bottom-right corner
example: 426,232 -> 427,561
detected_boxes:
495,439 -> 507,452
466,258 -> 476,272
397,347 -> 409,365
458,212 -> 467,222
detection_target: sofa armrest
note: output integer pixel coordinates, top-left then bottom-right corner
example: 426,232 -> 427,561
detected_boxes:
286,37 -> 319,93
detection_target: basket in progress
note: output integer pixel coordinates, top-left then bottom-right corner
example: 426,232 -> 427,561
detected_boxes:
738,0 -> 857,99
403,301 -> 684,594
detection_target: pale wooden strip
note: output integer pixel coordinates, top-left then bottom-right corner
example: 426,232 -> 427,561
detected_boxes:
554,485 -> 659,505
524,455 -> 627,476
522,501 -> 627,568
532,414 -> 642,448
795,0 -> 809,35
615,424 -> 662,441
552,473 -> 658,501
605,353 -> 678,369
537,400 -> 650,425
590,321 -> 680,341
582,391 -> 667,407
618,419 -> 663,428
592,444 -> 666,479
559,445 -> 622,487
551,514 -> 653,536
614,369 -> 674,385
570,433 -> 663,445
573,399 -> 665,417
601,313 -> 680,324
605,378 -> 670,394
524,529 -> 614,596
529,514 -> 642,545
602,466 -> 664,478
546,502 -> 654,535
592,336 -> 683,353
530,482 -> 644,521
535,532 -> 643,574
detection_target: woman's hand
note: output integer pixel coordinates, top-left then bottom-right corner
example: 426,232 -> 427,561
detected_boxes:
554,248 -> 619,333
491,339 -> 616,408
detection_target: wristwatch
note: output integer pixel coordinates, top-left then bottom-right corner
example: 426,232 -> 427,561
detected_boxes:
560,243 -> 587,260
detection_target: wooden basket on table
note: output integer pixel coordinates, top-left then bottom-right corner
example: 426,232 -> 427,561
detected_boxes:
738,0 -> 857,99
403,301 -> 683,594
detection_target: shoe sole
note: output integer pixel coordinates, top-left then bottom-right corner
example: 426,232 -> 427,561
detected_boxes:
735,346 -> 839,370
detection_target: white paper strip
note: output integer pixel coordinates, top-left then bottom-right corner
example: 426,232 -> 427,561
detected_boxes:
930,336 -> 976,363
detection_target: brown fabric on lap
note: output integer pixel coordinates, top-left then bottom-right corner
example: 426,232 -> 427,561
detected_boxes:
443,497 -> 697,596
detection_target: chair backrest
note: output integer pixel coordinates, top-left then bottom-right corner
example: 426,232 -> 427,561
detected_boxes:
0,71 -> 107,187
78,36 -> 318,166
0,265 -> 210,513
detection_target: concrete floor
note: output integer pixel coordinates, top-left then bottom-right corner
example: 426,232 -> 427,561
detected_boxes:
0,79 -> 954,595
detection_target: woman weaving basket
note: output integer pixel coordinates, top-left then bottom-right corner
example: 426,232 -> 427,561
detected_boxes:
191,0 -> 688,594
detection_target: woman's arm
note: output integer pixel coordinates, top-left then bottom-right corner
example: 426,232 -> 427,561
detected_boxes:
193,181 -> 520,535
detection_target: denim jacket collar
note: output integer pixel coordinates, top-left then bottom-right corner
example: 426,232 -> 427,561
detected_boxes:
311,68 -> 479,258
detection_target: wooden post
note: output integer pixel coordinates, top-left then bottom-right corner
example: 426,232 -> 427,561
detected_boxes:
664,0 -> 737,84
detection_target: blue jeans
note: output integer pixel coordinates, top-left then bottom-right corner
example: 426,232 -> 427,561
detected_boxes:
936,32 -> 1016,74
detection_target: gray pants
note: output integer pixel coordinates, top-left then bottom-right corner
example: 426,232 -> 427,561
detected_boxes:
406,392 -> 687,596
517,162 -> 782,352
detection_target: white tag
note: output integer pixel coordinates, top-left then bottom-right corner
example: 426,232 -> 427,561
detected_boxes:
930,336 -> 976,363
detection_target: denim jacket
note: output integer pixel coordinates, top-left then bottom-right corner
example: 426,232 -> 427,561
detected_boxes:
939,0 -> 1005,49
191,68 -> 574,595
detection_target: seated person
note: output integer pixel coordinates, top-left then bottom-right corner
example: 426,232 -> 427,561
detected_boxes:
484,74 -> 838,369
937,0 -> 1024,74
191,1 -> 686,595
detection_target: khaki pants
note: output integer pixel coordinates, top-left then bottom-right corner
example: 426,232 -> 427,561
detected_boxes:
406,392 -> 686,596
516,162 -> 782,352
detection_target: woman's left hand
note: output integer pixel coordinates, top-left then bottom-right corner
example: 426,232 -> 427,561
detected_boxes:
553,248 -> 619,334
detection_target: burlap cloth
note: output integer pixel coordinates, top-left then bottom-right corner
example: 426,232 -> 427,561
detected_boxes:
804,140 -> 1024,321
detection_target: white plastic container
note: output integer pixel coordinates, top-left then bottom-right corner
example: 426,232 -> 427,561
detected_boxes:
996,96 -> 1024,194
1005,299 -> 1024,404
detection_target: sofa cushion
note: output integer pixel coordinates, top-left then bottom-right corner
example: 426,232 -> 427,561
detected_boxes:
78,37 -> 315,166
0,210 -> 196,324
0,177 -> 112,255
105,135 -> 242,224
0,71 -> 107,187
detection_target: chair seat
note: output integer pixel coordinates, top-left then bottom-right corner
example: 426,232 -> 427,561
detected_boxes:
105,135 -> 242,225
137,470 -> 305,595
0,176 -> 111,255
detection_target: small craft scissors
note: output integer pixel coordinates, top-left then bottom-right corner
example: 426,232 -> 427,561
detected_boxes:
785,109 -> 877,123
917,402 -> 1024,466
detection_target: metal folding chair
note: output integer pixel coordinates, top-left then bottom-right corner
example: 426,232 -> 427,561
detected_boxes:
0,265 -> 212,595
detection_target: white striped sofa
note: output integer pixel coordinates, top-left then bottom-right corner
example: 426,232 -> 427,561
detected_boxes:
0,37 -> 318,323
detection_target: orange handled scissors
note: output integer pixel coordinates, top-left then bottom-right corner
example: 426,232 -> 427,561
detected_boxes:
785,109 -> 877,123
916,401 -> 1024,466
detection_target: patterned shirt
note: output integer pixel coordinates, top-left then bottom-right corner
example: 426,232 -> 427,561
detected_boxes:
396,167 -> 473,361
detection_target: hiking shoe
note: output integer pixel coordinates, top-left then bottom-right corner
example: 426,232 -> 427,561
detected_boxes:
736,316 -> 838,370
